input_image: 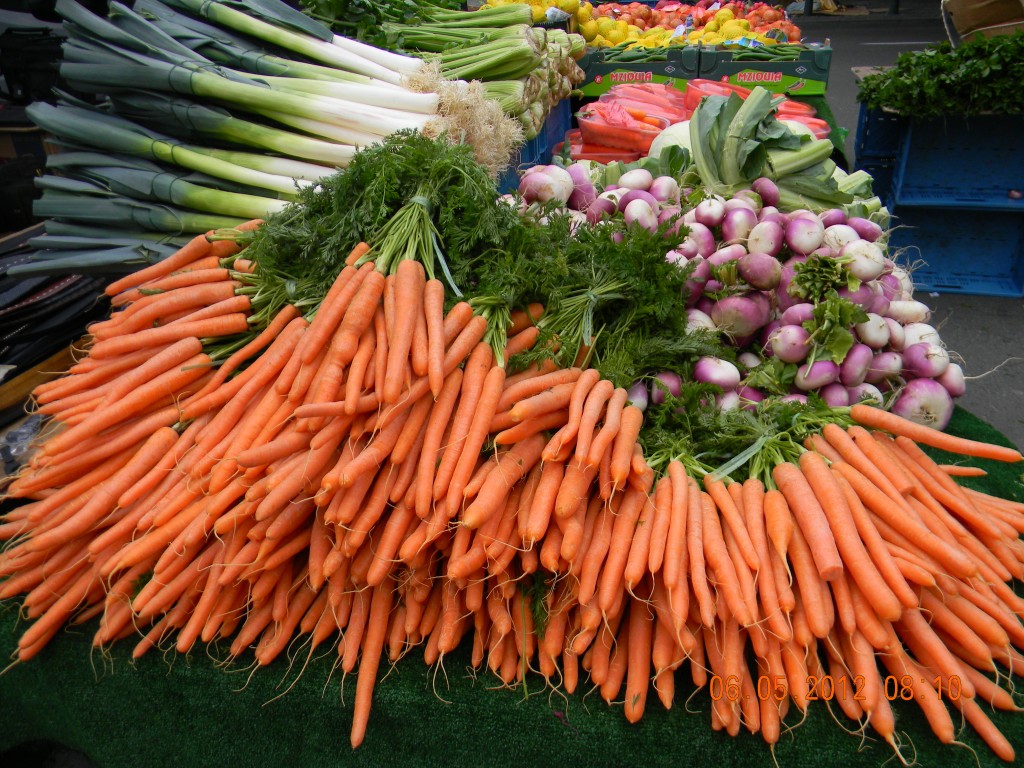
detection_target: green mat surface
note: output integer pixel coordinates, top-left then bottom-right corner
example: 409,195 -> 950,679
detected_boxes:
1,407 -> 1022,768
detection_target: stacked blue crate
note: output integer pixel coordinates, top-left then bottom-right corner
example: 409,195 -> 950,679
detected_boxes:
885,114 -> 1024,298
852,104 -> 905,207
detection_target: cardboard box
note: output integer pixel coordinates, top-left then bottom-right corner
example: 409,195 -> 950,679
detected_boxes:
694,45 -> 832,97
965,18 -> 1024,38
941,0 -> 1024,36
577,47 -> 701,98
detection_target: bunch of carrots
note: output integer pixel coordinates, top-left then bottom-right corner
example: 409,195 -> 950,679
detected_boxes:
1,224 -> 1024,759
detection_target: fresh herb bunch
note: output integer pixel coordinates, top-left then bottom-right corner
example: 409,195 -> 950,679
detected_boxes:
456,209 -> 728,384
857,31 -> 1024,118
640,386 -> 855,485
237,130 -> 522,322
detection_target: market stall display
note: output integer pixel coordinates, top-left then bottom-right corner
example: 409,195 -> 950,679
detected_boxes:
2,117 -> 1024,765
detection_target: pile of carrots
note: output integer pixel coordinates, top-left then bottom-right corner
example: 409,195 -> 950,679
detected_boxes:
2,224 -> 1024,759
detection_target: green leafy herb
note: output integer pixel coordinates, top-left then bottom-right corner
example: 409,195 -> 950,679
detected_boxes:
802,291 -> 869,366
857,31 -> 1024,118
744,357 -> 798,397
640,385 -> 854,486
790,252 -> 859,304
239,130 -> 521,324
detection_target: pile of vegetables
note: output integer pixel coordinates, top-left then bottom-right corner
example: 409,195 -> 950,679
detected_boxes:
19,0 -> 524,277
582,1 -> 801,47
518,155 -> 963,434
376,9 -> 587,139
2,132 -> 1024,765
644,86 -> 878,216
298,0 -> 587,138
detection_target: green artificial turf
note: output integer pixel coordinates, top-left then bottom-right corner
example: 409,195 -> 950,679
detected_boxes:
1,406 -> 1021,768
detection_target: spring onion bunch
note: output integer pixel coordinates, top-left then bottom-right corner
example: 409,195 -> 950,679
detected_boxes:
378,19 -> 585,139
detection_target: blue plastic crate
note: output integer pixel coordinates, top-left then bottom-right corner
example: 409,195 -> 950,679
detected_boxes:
544,97 -> 573,162
497,100 -> 573,194
892,115 -> 1024,210
887,205 -> 1024,297
855,157 -> 897,208
853,104 -> 904,164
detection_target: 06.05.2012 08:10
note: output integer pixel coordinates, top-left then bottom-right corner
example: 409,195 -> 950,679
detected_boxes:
708,674 -> 965,703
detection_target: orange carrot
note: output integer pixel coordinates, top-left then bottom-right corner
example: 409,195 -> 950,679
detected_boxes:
572,378 -> 614,464
508,381 -> 577,424
87,313 -> 249,360
461,433 -> 546,530
850,403 -> 1023,463
497,367 -> 582,412
383,259 -> 425,404
661,461 -> 689,588
833,460 -> 977,580
772,461 -> 842,581
444,363 -> 506,519
299,263 -> 362,364
703,476 -> 760,572
423,279 -> 446,397
432,343 -> 492,501
799,451 -> 902,620
585,386 -> 629,468
349,577 -> 394,746
646,475 -> 673,576
543,367 -> 600,460
332,267 -> 386,366
492,408 -> 568,446
624,599 -> 654,723
609,406 -> 644,490
105,232 -> 213,297
939,463 -> 987,478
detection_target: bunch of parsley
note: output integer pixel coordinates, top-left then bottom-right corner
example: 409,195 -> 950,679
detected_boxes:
857,31 -> 1024,118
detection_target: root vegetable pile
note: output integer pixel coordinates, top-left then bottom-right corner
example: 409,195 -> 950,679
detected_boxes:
2,222 -> 1023,760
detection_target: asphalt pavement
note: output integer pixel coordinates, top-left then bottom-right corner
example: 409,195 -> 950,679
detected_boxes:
797,0 -> 1024,450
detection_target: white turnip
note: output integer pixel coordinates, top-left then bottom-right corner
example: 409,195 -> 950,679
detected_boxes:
890,378 -> 954,430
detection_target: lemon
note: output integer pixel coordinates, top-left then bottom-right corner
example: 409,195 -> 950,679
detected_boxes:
557,0 -> 580,14
579,19 -> 599,40
720,20 -> 742,35
605,27 -> 626,45
577,1 -> 594,22
714,8 -> 735,21
702,32 -> 725,45
596,15 -> 616,33
704,19 -> 720,32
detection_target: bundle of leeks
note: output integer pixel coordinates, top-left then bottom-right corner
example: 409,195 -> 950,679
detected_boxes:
22,0 -> 523,274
